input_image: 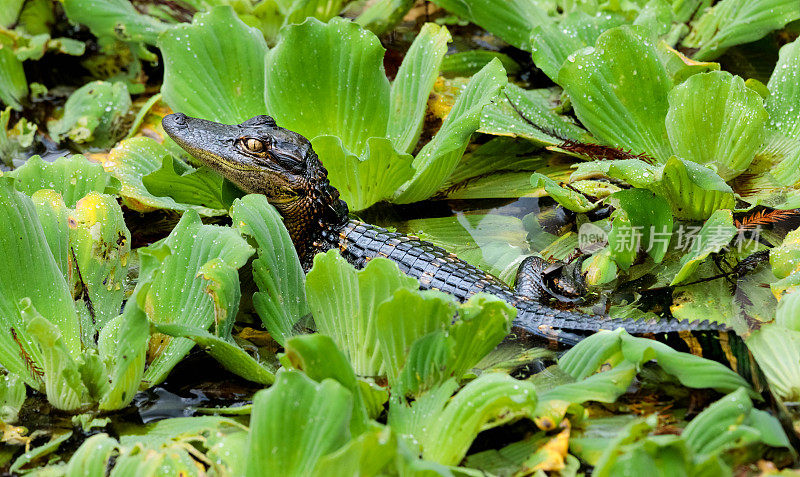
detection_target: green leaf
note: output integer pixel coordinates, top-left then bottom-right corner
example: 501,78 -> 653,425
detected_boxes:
559,329 -> 754,396
64,434 -> 119,477
0,44 -> 28,111
0,178 -> 81,373
396,58 -> 507,203
671,209 -> 737,285
231,194 -> 307,346
29,190 -> 71,285
531,173 -> 595,213
441,50 -> 521,77
284,334 -> 371,436
247,371 -> 352,477
388,23 -> 451,154
607,188 -> 673,267
11,154 -> 118,207
665,71 -> 768,180
142,155 -> 232,210
656,156 -> 735,220
681,0 -> 800,61
530,10 -> 627,81
63,0 -> 168,45
140,210 -> 253,386
97,308 -> 148,411
314,425 -> 398,476
430,0 -> 548,49
419,373 -> 537,465
771,226 -> 800,280
766,38 -> 800,140
445,294 -> 515,381
155,323 -> 275,385
160,6 -> 268,124
376,288 -> 456,388
479,84 -> 586,146
682,388 -> 789,456
558,26 -> 672,162
311,136 -> 414,211
305,252 -> 418,375
746,323 -> 800,401
100,137 -> 189,211
47,81 -> 131,148
266,17 -> 389,156
0,373 -> 26,423
355,0 -> 415,36
23,301 -> 88,411
536,364 -> 637,428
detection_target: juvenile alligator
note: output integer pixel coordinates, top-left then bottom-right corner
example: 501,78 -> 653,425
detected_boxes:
162,113 -> 730,349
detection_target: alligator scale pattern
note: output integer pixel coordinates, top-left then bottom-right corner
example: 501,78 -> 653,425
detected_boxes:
333,220 -> 727,345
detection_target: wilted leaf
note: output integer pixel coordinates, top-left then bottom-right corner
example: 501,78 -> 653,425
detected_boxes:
47,81 -> 131,148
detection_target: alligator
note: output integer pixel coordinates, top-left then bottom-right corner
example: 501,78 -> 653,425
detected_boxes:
161,113 -> 736,352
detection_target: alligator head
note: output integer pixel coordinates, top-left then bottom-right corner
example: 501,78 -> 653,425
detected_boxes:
162,113 -> 349,263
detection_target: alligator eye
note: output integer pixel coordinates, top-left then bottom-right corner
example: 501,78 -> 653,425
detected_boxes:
244,138 -> 266,153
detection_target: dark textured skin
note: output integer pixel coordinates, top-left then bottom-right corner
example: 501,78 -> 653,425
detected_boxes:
162,113 -> 729,346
